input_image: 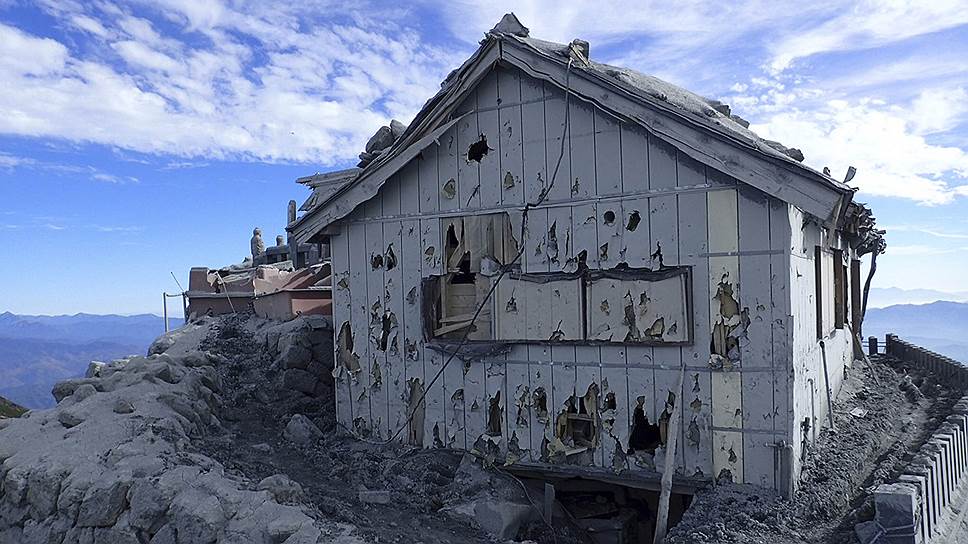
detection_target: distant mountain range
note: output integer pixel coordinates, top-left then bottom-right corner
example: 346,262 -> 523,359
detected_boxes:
865,300 -> 968,364
0,312 -> 178,409
867,287 -> 968,308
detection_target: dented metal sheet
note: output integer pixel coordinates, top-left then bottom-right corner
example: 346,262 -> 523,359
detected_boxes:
587,270 -> 690,344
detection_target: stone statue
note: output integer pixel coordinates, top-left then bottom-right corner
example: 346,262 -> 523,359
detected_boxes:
288,200 -> 297,225
250,228 -> 265,259
276,235 -> 285,247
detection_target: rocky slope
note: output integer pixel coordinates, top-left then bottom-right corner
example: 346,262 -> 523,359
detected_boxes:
0,313 -> 559,544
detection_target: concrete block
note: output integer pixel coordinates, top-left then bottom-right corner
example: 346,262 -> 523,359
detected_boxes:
872,483 -> 919,543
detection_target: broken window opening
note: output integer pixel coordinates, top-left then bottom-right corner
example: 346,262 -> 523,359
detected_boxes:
467,133 -> 490,162
628,396 -> 662,453
533,387 -> 549,423
486,391 -> 502,437
554,384 -> 600,452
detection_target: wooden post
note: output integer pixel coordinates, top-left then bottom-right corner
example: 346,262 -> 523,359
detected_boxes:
654,361 -> 686,544
543,482 -> 555,524
850,258 -> 862,336
819,341 -> 835,431
162,293 -> 169,334
868,336 -> 878,356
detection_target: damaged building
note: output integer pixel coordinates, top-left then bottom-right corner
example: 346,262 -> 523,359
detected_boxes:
288,14 -> 882,498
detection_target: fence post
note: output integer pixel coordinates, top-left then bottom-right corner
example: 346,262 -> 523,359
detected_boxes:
869,336 -> 878,357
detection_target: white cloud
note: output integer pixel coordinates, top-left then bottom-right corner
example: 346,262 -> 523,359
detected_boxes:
752,90 -> 968,205
768,0 -> 968,73
0,2 -> 463,165
0,152 -> 36,168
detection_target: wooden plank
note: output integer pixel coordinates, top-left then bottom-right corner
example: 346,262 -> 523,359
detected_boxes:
477,70 -> 502,210
498,67 -> 526,208
712,429 -> 745,482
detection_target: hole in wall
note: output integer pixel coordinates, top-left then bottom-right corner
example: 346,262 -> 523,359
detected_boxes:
628,396 -> 661,453
533,387 -> 549,422
385,244 -> 397,270
627,211 -> 641,231
487,391 -> 503,436
603,210 -> 616,225
467,133 -> 490,162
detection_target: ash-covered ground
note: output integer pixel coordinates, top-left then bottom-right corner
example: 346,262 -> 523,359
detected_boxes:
2,311 -> 958,544
191,313 -> 574,544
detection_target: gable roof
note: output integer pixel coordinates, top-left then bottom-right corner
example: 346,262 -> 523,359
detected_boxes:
289,15 -> 855,242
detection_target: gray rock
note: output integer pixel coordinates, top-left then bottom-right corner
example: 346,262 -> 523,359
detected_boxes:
113,399 -> 135,414
284,414 -> 322,445
358,490 -> 391,505
283,369 -> 319,395
58,409 -> 85,428
148,334 -> 176,356
85,362 -> 105,379
77,479 -> 130,527
258,474 -> 303,503
73,384 -> 98,402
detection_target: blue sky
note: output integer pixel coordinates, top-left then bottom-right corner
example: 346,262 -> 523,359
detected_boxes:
1,1 -> 968,316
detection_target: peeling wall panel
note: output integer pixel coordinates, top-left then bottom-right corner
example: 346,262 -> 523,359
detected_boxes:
575,362 -> 602,466
595,110 -> 624,197
547,206 -> 572,272
677,154 -> 713,478
477,70 -> 502,210
457,97 -> 482,211
506,361 -> 532,463
620,196 -> 651,267
418,135 -> 440,215
653,354 -> 686,474
769,198 -> 792,448
348,221 -> 372,436
401,219 -> 425,445
464,362 -> 487,453
521,78 -> 549,204
522,207 -> 549,274
744,436 -> 777,489
498,67 -> 526,208
542,85 -> 571,202
571,202 -> 600,270
596,200 -> 624,269
712,429 -> 745,482
365,218 -> 389,438
527,349 -> 553,463
601,361 -> 631,472
437,350 -> 461,449
383,220 -> 407,441
482,359 -> 508,458
568,101 -> 596,200
331,228 -> 354,428
549,358 -> 577,461
438,123 -> 460,212
626,363 -> 657,472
